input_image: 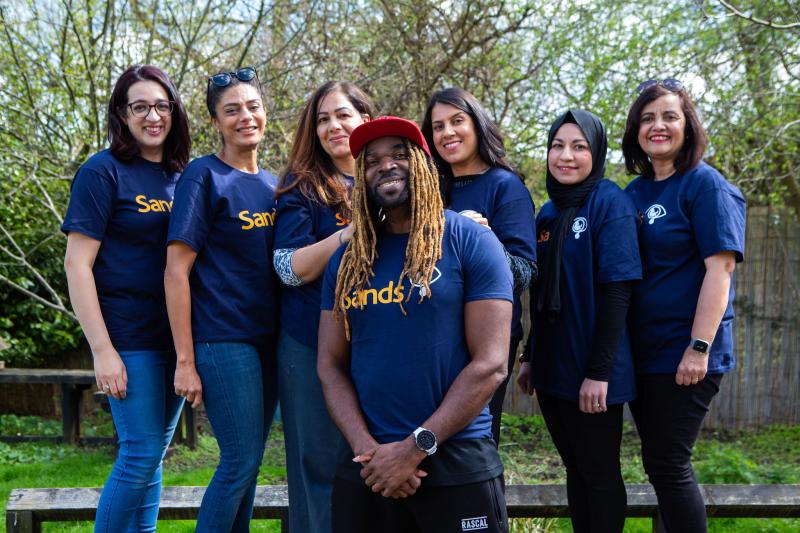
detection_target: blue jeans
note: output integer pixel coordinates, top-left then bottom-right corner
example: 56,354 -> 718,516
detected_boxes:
95,350 -> 185,533
278,331 -> 347,533
194,341 -> 278,533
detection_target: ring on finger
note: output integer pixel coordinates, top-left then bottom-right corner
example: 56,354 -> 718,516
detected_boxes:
103,384 -> 110,391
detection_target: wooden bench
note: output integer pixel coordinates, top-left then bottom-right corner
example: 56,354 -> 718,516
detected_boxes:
6,484 -> 800,532
0,368 -> 196,448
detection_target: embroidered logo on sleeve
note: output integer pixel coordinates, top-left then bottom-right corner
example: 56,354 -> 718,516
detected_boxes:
572,217 -> 588,239
645,204 -> 667,224
461,516 -> 489,531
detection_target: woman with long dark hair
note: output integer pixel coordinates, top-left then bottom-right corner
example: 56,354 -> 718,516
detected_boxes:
164,67 -> 279,532
623,79 -> 746,532
422,87 -> 536,446
273,81 -> 374,533
62,64 -> 191,532
517,110 -> 641,533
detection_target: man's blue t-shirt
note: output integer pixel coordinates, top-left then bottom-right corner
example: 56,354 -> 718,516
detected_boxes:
532,180 -> 641,404
274,176 -> 352,348
321,210 -> 513,444
61,150 -> 177,351
449,167 -> 536,340
167,155 -> 278,346
625,162 -> 746,374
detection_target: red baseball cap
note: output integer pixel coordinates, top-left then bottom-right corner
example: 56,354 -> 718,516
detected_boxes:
349,116 -> 431,158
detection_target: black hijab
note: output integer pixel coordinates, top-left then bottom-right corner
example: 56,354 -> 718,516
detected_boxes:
537,109 -> 608,317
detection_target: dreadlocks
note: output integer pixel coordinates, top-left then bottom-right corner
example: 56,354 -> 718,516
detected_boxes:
333,140 -> 445,338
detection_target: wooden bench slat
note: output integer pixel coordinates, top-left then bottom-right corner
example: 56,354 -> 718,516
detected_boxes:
0,369 -> 95,385
7,484 -> 800,531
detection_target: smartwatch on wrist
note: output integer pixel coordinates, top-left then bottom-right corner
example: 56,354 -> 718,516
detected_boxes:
413,427 -> 437,455
690,338 -> 711,355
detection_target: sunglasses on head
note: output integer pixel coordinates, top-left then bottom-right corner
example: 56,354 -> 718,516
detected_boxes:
636,78 -> 684,94
208,67 -> 257,88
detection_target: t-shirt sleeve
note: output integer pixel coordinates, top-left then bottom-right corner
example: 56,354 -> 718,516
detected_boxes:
462,229 -> 514,303
320,247 -> 345,311
490,197 -> 537,262
274,188 -> 316,249
61,166 -> 115,240
595,197 -> 642,284
167,173 -> 212,252
690,185 -> 746,263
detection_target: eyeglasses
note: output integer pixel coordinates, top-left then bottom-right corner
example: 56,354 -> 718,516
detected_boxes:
636,78 -> 684,94
208,67 -> 258,87
127,101 -> 174,118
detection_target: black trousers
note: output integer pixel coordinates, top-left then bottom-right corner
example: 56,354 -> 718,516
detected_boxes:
537,392 -> 627,533
629,373 -> 723,533
488,336 -> 521,446
331,475 -> 509,533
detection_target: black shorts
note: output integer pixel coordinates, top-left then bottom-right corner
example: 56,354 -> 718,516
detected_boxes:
332,474 -> 508,533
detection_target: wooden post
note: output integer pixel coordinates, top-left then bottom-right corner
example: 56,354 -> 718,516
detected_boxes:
6,510 -> 39,533
184,405 -> 197,450
60,384 -> 83,444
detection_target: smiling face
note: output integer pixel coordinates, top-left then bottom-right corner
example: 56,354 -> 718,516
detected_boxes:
547,123 -> 593,185
123,80 -> 172,161
212,84 -> 266,149
430,103 -> 483,175
364,136 -> 410,210
316,91 -> 368,170
637,93 -> 686,165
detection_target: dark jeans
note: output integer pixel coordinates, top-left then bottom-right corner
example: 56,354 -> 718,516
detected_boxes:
488,337 -> 521,446
278,330 -> 346,533
537,392 -> 626,533
332,475 -> 508,533
629,373 -> 723,533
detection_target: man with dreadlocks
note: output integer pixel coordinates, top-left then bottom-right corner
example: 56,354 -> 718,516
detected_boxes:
317,116 -> 513,533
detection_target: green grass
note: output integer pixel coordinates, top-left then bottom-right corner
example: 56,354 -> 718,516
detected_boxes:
2,412 -> 799,532
499,415 -> 800,532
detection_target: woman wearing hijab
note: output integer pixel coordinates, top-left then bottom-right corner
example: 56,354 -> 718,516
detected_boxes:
623,80 -> 746,533
517,110 -> 641,533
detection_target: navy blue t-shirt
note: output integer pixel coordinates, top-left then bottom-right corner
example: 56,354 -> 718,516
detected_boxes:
321,211 -> 513,444
449,167 -> 536,340
532,180 -> 641,404
167,155 -> 278,346
61,150 -> 177,351
274,176 -> 352,348
625,162 -> 746,374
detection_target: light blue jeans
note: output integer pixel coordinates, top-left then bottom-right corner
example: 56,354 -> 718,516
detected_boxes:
95,350 -> 185,533
194,341 -> 278,533
278,330 -> 347,533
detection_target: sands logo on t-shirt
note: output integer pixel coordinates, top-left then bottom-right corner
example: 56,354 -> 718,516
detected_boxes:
572,217 -> 588,239
335,212 -> 351,227
342,267 -> 442,310
645,204 -> 667,225
239,208 -> 276,230
136,195 -> 172,213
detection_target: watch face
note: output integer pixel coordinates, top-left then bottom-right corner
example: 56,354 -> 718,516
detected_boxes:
416,430 -> 436,450
692,339 -> 709,353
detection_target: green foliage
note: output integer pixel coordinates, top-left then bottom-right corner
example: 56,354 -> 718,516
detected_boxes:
0,415 -> 62,438
695,445 -> 762,484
